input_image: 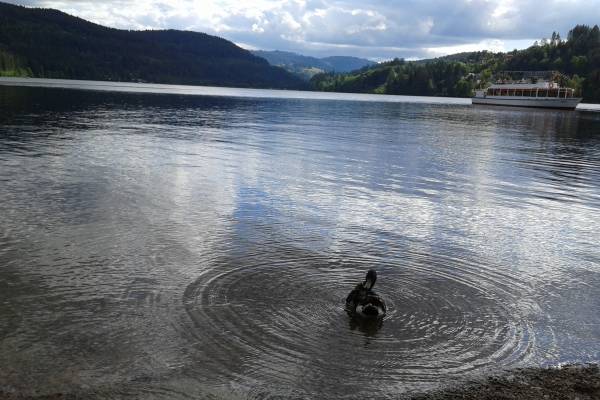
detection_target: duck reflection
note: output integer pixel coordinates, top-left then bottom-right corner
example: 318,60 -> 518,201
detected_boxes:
348,313 -> 383,337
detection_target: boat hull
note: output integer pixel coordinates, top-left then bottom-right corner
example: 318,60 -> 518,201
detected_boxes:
472,96 -> 581,110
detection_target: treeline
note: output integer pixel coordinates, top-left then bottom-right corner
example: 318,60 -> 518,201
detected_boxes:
0,2 -> 306,89
311,24 -> 600,103
311,59 -> 475,97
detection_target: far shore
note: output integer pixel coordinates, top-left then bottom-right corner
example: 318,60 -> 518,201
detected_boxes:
0,76 -> 470,105
3,76 -> 600,111
1,364 -> 598,400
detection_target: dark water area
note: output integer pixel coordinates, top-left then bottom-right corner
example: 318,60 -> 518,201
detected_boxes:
0,85 -> 599,399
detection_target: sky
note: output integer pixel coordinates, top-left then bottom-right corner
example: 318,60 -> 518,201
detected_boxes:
5,0 -> 600,60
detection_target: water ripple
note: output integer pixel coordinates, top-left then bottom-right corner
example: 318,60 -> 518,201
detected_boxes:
180,249 -> 538,397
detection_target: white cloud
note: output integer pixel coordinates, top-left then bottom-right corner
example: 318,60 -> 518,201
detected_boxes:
5,0 -> 600,59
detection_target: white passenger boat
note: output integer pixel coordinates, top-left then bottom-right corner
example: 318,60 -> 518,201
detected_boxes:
472,72 -> 582,110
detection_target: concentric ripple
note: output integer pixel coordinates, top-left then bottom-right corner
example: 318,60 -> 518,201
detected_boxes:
181,251 -> 539,398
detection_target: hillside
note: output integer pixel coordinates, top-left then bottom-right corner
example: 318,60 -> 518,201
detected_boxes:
252,50 -> 375,79
311,25 -> 600,102
0,2 -> 306,89
310,58 -> 476,97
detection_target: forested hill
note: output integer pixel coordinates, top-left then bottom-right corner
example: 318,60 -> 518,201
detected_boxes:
0,2 -> 306,89
311,25 -> 600,103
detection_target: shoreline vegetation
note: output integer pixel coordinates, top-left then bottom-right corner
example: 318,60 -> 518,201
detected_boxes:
2,3 -> 600,102
0,365 -> 598,399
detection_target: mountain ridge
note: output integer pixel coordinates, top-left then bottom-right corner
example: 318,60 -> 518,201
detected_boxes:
252,50 -> 376,79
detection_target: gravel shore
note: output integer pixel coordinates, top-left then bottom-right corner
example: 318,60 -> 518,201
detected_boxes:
408,364 -> 600,400
2,364 -> 599,400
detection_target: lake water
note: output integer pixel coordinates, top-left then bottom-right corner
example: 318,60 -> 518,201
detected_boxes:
1,81 -> 600,399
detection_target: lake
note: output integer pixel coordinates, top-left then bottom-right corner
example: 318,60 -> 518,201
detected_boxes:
1,81 -> 599,399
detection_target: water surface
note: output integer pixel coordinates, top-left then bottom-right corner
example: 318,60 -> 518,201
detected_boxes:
1,84 -> 599,399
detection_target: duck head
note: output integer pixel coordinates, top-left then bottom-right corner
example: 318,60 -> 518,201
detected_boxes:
363,269 -> 377,290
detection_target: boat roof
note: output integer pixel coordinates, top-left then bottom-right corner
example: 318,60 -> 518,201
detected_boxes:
488,82 -> 560,89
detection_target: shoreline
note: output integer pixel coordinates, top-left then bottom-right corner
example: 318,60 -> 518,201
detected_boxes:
407,364 -> 600,400
0,76 -> 470,105
2,365 -> 599,400
2,77 -> 600,111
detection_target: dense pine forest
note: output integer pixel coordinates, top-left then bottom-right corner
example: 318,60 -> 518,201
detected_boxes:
0,2 -> 306,89
311,25 -> 600,103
